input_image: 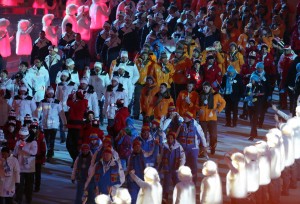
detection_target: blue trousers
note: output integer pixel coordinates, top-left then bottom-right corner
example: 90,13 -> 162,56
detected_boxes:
162,171 -> 178,197
184,147 -> 199,184
75,181 -> 94,204
127,181 -> 140,204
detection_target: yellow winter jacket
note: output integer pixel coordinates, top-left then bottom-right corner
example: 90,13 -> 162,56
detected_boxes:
198,91 -> 226,121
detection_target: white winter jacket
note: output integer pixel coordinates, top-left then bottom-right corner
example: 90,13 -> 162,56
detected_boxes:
29,65 -> 50,102
12,95 -> 37,123
14,140 -> 38,173
0,156 -> 20,197
112,60 -> 140,85
104,84 -> 128,119
82,85 -> 100,117
55,81 -> 78,112
130,173 -> 162,204
89,71 -> 110,100
56,69 -> 80,86
37,98 -> 67,129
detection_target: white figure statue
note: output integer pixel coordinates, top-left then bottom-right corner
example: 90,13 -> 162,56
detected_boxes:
129,167 -> 162,204
173,165 -> 196,204
200,161 -> 222,204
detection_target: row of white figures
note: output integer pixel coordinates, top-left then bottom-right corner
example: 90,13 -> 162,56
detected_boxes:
0,5 -> 90,59
93,165 -> 223,204
225,106 -> 300,203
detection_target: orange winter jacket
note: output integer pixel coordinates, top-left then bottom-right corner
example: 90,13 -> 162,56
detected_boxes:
227,51 -> 244,73
198,91 -> 226,121
140,82 -> 160,117
134,58 -> 155,85
176,90 -> 199,118
172,56 -> 193,84
216,51 -> 227,75
151,62 -> 174,88
152,92 -> 174,119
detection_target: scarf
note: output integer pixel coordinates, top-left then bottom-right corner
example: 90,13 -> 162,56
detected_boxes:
225,72 -> 237,95
200,91 -> 214,109
154,91 -> 170,107
255,70 -> 266,81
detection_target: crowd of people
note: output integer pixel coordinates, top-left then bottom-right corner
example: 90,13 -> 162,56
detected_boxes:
0,0 -> 300,203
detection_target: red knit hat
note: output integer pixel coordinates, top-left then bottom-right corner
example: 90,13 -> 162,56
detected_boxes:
81,144 -> 90,152
133,139 -> 141,147
167,131 -> 176,139
168,103 -> 176,113
141,123 -> 150,132
152,118 -> 160,126
103,147 -> 113,155
185,111 -> 193,120
103,136 -> 112,144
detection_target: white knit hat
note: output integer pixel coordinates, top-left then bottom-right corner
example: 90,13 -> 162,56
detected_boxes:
46,86 -> 54,94
19,126 -> 29,136
66,58 -> 75,66
120,51 -> 128,58
80,77 -> 89,84
19,86 -> 27,92
94,62 -> 102,69
61,70 -> 70,77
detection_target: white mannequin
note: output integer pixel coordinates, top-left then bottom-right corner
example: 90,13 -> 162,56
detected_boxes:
287,107 -> 300,160
62,4 -> 78,34
243,146 -> 260,193
255,141 -> 271,185
200,161 -> 222,204
269,128 -> 285,171
280,123 -> 295,167
113,188 -> 131,204
95,194 -> 111,204
266,132 -> 282,179
225,152 -> 247,199
173,166 -> 196,204
129,167 -> 162,204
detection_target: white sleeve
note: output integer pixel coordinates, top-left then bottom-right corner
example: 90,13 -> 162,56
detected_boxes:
92,92 -> 100,117
276,110 -> 291,121
55,71 -> 62,84
195,121 -> 207,147
14,158 -> 20,183
132,64 -> 140,84
179,145 -> 186,166
161,117 -> 172,131
129,172 -> 149,189
172,185 -> 179,204
59,102 -> 67,125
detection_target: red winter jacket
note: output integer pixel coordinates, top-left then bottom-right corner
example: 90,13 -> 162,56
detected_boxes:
35,131 -> 46,164
4,130 -> 18,151
67,94 -> 88,129
78,123 -> 104,149
240,63 -> 257,85
111,107 -> 130,138
202,62 -> 222,91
